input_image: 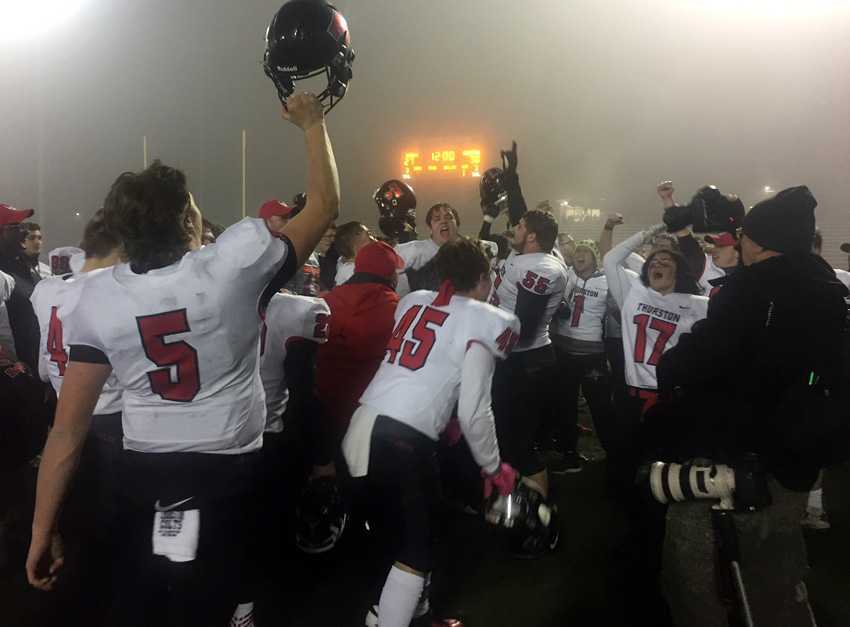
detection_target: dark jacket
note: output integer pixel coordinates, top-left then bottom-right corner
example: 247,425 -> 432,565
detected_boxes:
654,253 -> 848,490
316,274 -> 399,438
0,252 -> 42,373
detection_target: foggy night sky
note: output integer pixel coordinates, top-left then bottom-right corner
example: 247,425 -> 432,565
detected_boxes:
1,0 -> 849,265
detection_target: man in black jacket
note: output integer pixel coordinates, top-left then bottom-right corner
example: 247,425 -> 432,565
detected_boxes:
652,186 -> 847,627
0,205 -> 42,373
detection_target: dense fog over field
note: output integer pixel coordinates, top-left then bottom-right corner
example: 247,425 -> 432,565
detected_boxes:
1,1 -> 848,264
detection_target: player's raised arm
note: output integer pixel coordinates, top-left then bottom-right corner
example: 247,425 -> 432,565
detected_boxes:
280,93 -> 340,267
26,360 -> 112,590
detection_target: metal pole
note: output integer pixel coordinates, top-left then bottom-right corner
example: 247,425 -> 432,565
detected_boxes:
143,135 -> 149,169
241,129 -> 247,219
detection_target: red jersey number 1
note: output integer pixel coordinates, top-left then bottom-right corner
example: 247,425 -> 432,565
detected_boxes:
570,294 -> 585,328
47,306 -> 69,376
137,309 -> 201,402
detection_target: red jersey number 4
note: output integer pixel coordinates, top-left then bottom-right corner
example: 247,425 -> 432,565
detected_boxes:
47,306 -> 68,376
385,305 -> 449,371
137,309 -> 201,402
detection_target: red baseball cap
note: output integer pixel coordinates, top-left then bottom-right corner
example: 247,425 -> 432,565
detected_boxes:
704,232 -> 737,247
0,203 -> 34,226
354,241 -> 404,279
258,199 -> 294,220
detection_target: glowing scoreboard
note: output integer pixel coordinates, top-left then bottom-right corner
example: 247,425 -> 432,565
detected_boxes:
402,148 -> 482,180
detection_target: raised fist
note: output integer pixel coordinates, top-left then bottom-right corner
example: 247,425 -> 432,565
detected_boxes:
281,93 -> 324,131
657,181 -> 676,208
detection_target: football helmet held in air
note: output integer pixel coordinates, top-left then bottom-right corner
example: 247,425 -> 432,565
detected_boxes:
374,179 -> 417,242
264,0 -> 355,113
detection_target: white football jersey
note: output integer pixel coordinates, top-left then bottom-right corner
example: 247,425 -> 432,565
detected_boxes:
335,259 -> 355,285
260,292 -> 329,433
834,268 -> 850,292
698,254 -> 726,297
621,279 -> 708,389
63,218 -> 292,454
395,238 -> 440,296
360,290 -> 520,441
489,250 -> 571,351
30,272 -> 123,415
553,269 -> 609,343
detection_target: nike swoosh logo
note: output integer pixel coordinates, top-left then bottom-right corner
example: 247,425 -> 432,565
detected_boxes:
154,497 -> 194,512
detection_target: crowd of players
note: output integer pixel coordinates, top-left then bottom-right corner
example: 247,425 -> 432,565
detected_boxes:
2,2 -> 850,627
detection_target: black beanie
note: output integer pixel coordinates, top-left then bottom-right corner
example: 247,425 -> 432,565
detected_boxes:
742,186 -> 816,254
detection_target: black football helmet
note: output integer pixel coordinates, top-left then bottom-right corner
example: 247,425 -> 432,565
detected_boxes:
294,477 -> 348,554
374,179 -> 417,241
263,0 -> 355,113
483,480 -> 554,536
480,167 -> 507,208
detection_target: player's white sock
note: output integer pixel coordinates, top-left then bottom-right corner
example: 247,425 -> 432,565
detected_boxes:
807,488 -> 823,511
229,601 -> 255,627
377,566 -> 425,627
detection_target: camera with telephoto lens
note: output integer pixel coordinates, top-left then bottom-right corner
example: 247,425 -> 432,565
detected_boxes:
647,454 -> 772,512
663,185 -> 746,234
484,480 -> 553,534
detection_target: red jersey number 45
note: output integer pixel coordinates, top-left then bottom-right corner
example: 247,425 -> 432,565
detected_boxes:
385,305 -> 449,371
137,309 -> 201,402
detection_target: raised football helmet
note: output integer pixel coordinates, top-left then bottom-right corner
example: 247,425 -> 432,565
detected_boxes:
374,179 -> 417,242
294,476 -> 348,554
263,0 -> 355,112
480,167 -> 507,216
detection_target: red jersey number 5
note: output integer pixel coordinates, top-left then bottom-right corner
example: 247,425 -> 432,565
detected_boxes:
137,309 -> 201,402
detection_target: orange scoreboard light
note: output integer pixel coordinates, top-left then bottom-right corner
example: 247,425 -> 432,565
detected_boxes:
402,148 -> 482,180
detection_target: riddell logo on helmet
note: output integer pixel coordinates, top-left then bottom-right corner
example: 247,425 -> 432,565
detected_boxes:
281,65 -> 299,71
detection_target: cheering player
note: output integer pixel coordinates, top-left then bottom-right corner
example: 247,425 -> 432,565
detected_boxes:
25,94 -> 338,625
489,209 -> 569,552
343,238 -> 519,627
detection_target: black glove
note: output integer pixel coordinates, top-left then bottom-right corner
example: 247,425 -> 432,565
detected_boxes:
663,204 -> 693,232
481,199 -> 503,220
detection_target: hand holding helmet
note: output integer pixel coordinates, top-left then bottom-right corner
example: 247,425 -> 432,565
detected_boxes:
281,93 -> 324,130
482,462 -> 519,499
264,0 -> 355,113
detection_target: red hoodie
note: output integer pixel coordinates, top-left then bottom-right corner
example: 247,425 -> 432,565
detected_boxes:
317,278 -> 399,439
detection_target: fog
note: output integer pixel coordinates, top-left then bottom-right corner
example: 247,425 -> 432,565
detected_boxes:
1,0 -> 849,265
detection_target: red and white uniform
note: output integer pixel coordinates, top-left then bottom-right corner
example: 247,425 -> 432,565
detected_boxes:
63,218 -> 293,454
490,250 -> 571,351
394,238 -> 440,297
259,292 -> 330,433
353,289 -> 520,474
553,269 -> 609,344
604,226 -> 708,390
30,271 -> 123,415
698,254 -> 726,296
